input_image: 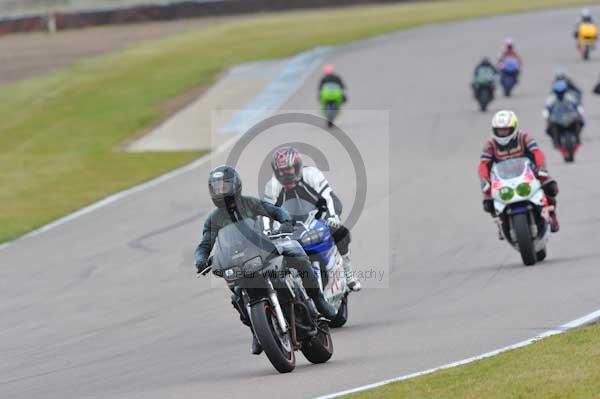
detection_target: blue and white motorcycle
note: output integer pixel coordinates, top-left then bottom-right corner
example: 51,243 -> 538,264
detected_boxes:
281,198 -> 350,328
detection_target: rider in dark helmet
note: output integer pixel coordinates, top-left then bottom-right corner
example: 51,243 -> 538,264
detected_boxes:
471,56 -> 498,95
195,165 -> 337,354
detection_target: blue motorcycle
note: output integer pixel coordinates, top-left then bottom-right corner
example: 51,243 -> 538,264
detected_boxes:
500,58 -> 520,97
281,198 -> 350,328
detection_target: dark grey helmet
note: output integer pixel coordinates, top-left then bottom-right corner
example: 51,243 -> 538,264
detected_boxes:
208,165 -> 242,208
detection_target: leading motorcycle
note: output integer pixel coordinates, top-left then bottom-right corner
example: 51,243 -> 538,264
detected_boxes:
206,218 -> 334,373
491,157 -> 552,266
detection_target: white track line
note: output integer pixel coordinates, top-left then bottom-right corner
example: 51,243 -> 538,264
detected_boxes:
315,308 -> 600,399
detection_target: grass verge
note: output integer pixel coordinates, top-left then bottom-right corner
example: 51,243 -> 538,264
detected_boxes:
1,0 -> 598,243
346,321 -> 600,399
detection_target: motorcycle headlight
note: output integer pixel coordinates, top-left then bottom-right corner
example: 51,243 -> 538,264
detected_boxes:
222,266 -> 241,281
499,186 -> 515,202
516,182 -> 532,197
243,256 -> 264,273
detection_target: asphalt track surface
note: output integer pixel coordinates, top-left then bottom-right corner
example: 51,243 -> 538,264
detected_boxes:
3,6 -> 600,399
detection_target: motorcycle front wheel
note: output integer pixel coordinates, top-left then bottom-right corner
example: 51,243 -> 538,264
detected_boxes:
512,213 -> 537,266
250,301 -> 295,373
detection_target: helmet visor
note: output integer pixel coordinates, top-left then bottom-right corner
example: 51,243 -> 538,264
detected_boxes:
493,127 -> 515,137
210,180 -> 234,195
276,166 -> 298,185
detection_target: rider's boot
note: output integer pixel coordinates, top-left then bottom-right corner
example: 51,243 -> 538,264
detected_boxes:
549,210 -> 560,233
307,288 -> 337,319
546,197 -> 560,233
342,253 -> 362,292
231,292 -> 262,354
495,218 -> 505,241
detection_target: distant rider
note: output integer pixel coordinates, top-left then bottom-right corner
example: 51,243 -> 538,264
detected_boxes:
471,57 -> 498,94
574,8 -> 595,39
195,166 -> 337,354
543,79 -> 585,145
318,64 -> 347,103
264,147 -> 361,292
552,69 -> 582,101
497,37 -> 522,76
479,110 -> 560,233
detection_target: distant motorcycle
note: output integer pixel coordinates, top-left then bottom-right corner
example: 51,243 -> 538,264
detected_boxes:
319,82 -> 344,128
472,68 -> 496,112
207,218 -> 334,373
491,157 -> 552,266
548,102 -> 580,163
499,57 -> 520,97
577,22 -> 598,60
282,198 -> 350,328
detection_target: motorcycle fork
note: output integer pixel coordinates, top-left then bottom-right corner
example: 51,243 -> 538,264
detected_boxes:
289,302 -> 299,349
265,278 -> 288,335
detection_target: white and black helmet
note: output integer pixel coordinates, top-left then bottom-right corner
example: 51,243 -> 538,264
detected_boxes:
491,110 -> 519,146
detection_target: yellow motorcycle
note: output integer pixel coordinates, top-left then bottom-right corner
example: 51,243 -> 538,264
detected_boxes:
577,22 -> 598,60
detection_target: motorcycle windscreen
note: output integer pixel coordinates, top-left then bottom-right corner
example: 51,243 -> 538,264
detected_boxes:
212,218 -> 277,272
281,198 -> 317,223
320,82 -> 343,102
493,157 -> 530,180
476,67 -> 495,83
502,57 -> 520,71
549,102 -> 578,126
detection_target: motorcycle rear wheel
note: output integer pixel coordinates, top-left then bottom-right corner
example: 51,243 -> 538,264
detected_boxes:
329,295 -> 348,328
301,320 -> 334,364
536,248 -> 547,262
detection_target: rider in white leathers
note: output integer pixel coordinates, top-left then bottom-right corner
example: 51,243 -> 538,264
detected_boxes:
264,147 -> 362,291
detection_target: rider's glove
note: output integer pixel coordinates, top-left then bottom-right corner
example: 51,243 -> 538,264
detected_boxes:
279,221 -> 295,234
481,180 -> 491,196
537,168 -> 550,179
325,215 -> 341,229
196,259 -> 210,275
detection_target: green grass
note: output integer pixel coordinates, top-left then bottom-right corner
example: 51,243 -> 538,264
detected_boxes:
1,0 -> 598,243
347,322 -> 600,399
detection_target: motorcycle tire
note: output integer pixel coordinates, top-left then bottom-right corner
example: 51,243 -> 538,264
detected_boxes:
329,295 -> 348,328
536,248 -> 547,262
512,213 -> 537,266
301,320 -> 334,364
250,301 -> 295,373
